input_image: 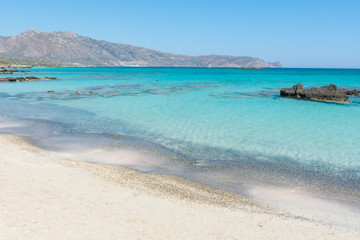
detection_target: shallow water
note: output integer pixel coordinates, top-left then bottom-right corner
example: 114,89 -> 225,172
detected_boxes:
0,67 -> 360,199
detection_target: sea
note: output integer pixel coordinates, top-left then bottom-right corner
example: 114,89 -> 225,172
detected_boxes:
0,67 -> 359,213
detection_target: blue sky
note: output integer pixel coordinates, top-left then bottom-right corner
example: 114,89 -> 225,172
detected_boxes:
1,0 -> 359,68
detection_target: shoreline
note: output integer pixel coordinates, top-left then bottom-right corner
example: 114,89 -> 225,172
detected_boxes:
1,133 -> 360,239
1,114 -> 360,230
1,114 -> 359,201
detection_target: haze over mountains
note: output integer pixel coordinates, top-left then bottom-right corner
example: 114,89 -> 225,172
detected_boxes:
0,30 -> 281,68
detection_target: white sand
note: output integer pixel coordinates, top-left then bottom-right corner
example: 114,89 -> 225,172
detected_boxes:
0,134 -> 359,240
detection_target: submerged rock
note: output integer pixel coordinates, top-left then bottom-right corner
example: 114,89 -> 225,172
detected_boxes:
74,91 -> 94,95
280,83 -> 350,103
24,76 -> 39,80
346,89 -> 360,96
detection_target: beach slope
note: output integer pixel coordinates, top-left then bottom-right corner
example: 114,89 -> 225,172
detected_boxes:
0,134 -> 358,240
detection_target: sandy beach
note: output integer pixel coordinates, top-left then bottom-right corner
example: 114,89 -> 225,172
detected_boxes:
1,0 -> 359,238
0,133 -> 359,240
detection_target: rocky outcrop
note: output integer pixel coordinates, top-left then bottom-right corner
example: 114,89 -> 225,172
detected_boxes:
0,76 -> 57,82
280,83 -> 305,97
280,83 -> 350,103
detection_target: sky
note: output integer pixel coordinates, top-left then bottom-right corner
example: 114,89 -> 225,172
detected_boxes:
1,0 -> 359,68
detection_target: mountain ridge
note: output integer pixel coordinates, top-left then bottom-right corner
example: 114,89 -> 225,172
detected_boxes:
0,30 -> 281,68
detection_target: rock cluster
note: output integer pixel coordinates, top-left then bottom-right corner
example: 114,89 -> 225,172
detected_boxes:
0,76 -> 57,82
0,68 -> 30,75
280,83 -> 350,103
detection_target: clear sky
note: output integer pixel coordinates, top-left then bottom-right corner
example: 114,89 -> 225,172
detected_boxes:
1,0 -> 359,68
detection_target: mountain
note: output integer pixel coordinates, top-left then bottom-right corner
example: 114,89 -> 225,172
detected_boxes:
0,30 -> 281,68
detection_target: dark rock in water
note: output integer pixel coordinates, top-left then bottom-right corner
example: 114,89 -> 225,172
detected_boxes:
48,91 -> 55,93
0,69 -> 13,75
0,77 -> 28,82
24,76 -> 39,80
280,83 -> 350,103
303,84 -> 349,102
280,83 -> 305,97
346,89 -> 360,96
0,69 -> 31,75
0,76 -> 58,82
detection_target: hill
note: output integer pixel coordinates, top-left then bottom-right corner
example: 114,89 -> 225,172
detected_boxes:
0,30 -> 281,68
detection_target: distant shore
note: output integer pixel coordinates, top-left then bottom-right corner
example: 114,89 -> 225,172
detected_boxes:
0,133 -> 359,239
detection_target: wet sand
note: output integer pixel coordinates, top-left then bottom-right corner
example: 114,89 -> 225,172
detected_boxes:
0,134 -> 359,239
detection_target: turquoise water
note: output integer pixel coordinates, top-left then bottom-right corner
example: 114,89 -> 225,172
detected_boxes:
1,67 -> 360,194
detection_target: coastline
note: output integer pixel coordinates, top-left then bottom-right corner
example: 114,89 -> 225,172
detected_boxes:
1,133 -> 359,239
